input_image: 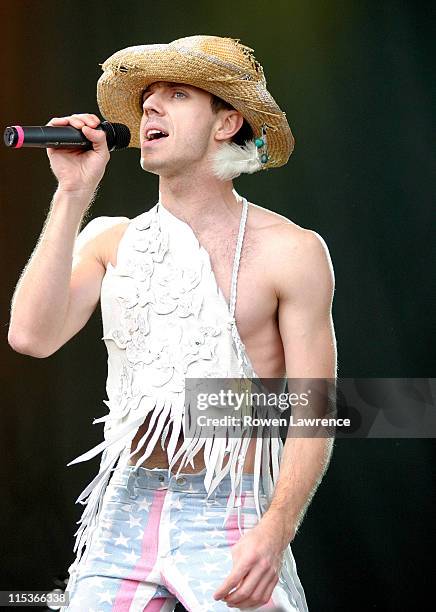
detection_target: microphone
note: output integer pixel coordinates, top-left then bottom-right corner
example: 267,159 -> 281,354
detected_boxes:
3,121 -> 131,152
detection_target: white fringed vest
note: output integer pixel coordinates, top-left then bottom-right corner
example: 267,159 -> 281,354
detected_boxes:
66,190 -> 307,611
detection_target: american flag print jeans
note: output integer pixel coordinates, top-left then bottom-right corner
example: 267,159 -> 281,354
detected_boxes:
64,464 -> 304,611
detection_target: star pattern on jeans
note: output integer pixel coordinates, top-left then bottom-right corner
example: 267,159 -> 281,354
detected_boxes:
123,548 -> 141,564
137,498 -> 152,512
129,515 -> 142,528
92,546 -> 109,560
114,532 -> 130,547
201,560 -> 222,574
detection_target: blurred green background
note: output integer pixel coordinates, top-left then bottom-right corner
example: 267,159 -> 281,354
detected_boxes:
0,1 -> 434,610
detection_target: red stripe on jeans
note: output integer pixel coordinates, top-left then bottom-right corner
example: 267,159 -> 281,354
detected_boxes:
225,492 -> 246,546
112,488 -> 167,611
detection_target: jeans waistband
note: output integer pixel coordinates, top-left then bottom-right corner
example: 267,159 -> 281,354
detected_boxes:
110,464 -> 264,497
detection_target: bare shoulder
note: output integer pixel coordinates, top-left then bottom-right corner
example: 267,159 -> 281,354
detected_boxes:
247,200 -> 335,297
247,200 -> 303,236
96,216 -> 131,268
247,200 -> 319,253
74,215 -> 131,269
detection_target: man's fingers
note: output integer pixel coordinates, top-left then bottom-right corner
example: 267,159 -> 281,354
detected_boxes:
213,566 -> 249,600
70,114 -> 101,129
228,572 -> 277,608
257,576 -> 279,608
46,114 -> 101,129
45,114 -> 108,156
224,568 -> 273,607
46,117 -> 69,126
81,125 -> 105,143
249,574 -> 279,609
72,113 -> 100,124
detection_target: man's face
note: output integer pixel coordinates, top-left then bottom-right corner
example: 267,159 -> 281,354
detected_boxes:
139,81 -> 220,177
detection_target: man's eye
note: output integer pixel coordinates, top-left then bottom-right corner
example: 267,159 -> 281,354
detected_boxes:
174,91 -> 186,98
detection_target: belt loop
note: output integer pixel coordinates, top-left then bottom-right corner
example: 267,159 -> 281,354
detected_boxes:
126,468 -> 138,499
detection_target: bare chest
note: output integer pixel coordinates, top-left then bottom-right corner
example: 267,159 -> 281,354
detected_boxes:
193,226 -> 277,346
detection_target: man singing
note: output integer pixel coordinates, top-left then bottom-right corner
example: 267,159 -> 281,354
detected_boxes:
8,35 -> 336,611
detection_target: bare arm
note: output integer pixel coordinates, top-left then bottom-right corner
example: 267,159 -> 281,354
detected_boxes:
213,227 -> 337,608
262,226 -> 337,545
8,113 -> 111,357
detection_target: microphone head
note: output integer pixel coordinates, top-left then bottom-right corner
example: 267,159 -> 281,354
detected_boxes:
3,126 -> 20,147
100,121 -> 131,151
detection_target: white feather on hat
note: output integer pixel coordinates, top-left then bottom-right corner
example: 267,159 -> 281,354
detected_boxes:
209,139 -> 262,181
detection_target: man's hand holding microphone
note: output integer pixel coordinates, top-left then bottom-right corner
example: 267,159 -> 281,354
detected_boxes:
46,114 -> 111,198
6,113 -> 130,357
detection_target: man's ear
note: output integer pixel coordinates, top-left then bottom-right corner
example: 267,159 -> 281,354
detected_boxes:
214,111 -> 244,142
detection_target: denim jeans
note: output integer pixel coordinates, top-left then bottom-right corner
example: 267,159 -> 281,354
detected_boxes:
64,464 -> 301,611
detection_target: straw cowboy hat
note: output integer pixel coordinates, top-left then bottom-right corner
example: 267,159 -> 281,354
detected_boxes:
97,35 -> 295,180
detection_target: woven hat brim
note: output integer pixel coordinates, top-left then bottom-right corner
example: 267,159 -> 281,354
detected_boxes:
97,46 -> 295,169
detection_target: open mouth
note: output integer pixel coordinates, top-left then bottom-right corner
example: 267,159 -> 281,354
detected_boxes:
143,129 -> 169,145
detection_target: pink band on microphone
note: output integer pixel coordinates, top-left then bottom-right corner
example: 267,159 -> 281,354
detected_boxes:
12,125 -> 24,148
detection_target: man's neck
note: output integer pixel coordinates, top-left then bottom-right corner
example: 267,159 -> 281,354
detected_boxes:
158,176 -> 242,231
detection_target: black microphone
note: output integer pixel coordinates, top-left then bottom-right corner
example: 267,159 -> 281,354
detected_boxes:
3,121 -> 131,152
